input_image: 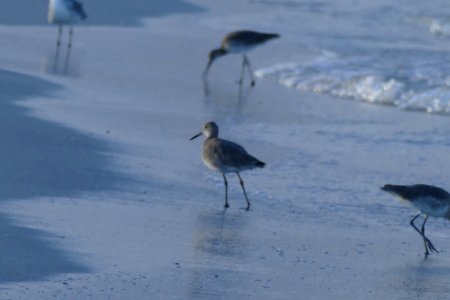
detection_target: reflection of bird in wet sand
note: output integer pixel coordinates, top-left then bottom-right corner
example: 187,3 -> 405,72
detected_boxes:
48,0 -> 87,49
190,122 -> 265,210
381,184 -> 450,257
202,30 -> 280,87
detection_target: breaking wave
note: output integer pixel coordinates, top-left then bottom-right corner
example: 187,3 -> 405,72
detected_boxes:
256,51 -> 450,114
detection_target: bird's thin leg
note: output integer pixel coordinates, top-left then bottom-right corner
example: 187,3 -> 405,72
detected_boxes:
410,214 -> 433,257
222,173 -> 229,208
236,173 -> 250,210
57,25 -> 63,47
243,55 -> 256,87
64,44 -> 72,75
421,216 -> 439,254
239,56 -> 246,86
53,25 -> 63,73
68,26 -> 74,48
419,216 -> 430,256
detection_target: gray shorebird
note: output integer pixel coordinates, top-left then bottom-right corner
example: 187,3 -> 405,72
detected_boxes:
190,122 -> 265,209
381,184 -> 450,257
48,0 -> 87,48
202,30 -> 280,87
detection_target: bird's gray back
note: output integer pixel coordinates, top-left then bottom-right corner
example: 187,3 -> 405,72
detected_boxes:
222,31 -> 279,48
388,184 -> 450,201
203,138 -> 260,172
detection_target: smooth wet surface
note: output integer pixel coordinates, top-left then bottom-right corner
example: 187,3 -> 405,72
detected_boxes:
1,0 -> 450,299
0,69 -> 133,283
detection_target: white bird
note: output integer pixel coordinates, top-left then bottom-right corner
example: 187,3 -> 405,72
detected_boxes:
48,0 -> 87,48
190,121 -> 265,210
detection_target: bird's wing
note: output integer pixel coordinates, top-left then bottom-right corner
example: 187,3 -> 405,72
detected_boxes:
424,195 -> 450,210
386,184 -> 450,201
410,184 -> 450,200
67,0 -> 87,19
205,139 -> 258,169
223,31 -> 279,47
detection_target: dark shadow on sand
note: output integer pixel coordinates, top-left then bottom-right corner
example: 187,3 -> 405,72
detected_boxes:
0,69 -> 130,199
0,213 -> 87,282
0,69 -> 133,282
0,0 -> 204,26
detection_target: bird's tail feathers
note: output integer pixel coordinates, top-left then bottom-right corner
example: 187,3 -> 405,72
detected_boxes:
255,161 -> 265,168
265,33 -> 281,40
72,1 -> 87,20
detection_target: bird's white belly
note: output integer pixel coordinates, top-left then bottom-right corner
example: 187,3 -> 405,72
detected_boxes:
225,43 -> 256,54
48,0 -> 76,24
202,157 -> 239,173
410,197 -> 450,217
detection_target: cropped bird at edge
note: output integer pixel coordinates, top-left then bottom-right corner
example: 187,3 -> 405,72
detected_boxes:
190,122 -> 265,210
381,184 -> 450,257
48,0 -> 87,48
202,30 -> 280,87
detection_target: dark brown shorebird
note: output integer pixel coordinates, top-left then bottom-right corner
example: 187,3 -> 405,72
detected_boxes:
202,30 -> 280,87
381,184 -> 450,257
190,122 -> 265,210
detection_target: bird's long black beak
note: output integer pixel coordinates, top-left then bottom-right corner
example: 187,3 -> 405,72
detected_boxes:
380,184 -> 391,192
190,132 -> 202,141
202,60 -> 212,81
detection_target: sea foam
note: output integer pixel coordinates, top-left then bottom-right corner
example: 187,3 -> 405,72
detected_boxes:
256,51 -> 450,114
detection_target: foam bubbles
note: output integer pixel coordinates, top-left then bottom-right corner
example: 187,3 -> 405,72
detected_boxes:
256,51 -> 450,114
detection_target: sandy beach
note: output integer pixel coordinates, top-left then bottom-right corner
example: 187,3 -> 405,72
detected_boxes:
0,0 -> 450,299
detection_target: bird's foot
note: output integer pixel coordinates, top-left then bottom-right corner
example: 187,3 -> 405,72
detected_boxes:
250,80 -> 256,87
224,203 -> 230,209
426,238 -> 439,253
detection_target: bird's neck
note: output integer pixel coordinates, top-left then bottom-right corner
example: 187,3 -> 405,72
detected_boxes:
204,134 -> 218,140
217,48 -> 228,56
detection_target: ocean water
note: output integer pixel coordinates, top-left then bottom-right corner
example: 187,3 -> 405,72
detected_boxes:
254,0 -> 450,114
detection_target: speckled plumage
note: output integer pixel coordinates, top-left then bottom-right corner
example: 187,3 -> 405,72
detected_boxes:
191,122 -> 265,209
202,137 -> 264,173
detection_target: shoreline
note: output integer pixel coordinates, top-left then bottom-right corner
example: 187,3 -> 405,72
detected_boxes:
0,0 -> 450,298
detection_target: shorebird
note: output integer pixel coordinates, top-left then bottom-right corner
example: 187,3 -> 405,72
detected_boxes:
202,30 -> 280,87
381,184 -> 450,257
190,121 -> 265,209
48,0 -> 87,48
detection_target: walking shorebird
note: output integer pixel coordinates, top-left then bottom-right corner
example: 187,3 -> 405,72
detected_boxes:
202,30 -> 280,87
48,0 -> 87,48
190,122 -> 265,210
381,184 -> 450,257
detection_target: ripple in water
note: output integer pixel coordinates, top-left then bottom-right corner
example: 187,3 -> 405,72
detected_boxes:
256,51 -> 450,114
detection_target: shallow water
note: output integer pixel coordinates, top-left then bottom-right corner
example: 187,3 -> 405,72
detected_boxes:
255,0 -> 450,114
